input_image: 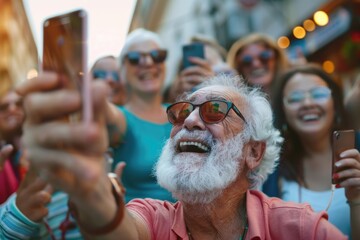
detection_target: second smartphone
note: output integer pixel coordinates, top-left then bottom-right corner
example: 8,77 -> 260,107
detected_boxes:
332,129 -> 355,184
182,42 -> 205,69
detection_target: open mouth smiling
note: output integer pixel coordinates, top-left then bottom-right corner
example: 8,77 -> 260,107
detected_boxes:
139,71 -> 160,81
250,68 -> 267,77
301,113 -> 320,122
298,109 -> 323,122
177,141 -> 211,153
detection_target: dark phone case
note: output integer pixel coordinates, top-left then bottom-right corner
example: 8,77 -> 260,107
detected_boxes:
332,130 -> 355,184
182,43 -> 205,69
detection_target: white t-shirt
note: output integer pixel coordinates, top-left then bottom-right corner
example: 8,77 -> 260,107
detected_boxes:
281,178 -> 350,239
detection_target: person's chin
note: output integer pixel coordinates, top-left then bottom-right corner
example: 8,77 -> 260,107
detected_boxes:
294,122 -> 328,136
173,153 -> 206,169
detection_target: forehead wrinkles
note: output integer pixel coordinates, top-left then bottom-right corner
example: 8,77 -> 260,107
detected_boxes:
188,86 -> 226,98
188,87 -> 243,105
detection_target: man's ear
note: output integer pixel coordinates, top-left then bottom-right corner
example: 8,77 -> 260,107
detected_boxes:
244,141 -> 266,170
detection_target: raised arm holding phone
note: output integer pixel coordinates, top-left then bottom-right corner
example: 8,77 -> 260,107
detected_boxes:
164,36 -> 226,103
16,69 -> 348,239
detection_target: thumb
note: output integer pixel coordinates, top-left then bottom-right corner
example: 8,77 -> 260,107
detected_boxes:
0,144 -> 14,168
114,161 -> 126,180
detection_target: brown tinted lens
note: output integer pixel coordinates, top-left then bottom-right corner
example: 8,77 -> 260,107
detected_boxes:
168,102 -> 193,124
200,101 -> 228,123
151,49 -> 167,63
126,51 -> 141,65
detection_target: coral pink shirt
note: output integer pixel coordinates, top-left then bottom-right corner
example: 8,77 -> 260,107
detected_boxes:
126,190 -> 347,240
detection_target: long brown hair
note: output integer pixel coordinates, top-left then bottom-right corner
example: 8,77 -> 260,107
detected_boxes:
227,33 -> 289,84
272,63 -> 349,183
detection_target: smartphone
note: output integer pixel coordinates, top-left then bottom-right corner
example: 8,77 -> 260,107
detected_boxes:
182,43 -> 205,69
332,130 -> 355,184
42,9 -> 92,123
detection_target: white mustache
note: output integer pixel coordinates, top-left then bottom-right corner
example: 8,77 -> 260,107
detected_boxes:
172,129 -> 215,148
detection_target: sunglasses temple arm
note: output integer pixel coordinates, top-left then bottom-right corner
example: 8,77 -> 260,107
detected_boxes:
233,106 -> 247,124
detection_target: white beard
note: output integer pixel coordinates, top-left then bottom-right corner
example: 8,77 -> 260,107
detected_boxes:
155,129 -> 245,204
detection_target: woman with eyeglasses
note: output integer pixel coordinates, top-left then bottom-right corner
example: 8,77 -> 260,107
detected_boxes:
227,33 -> 290,100
90,55 -> 127,106
106,28 -> 175,203
262,64 -> 360,239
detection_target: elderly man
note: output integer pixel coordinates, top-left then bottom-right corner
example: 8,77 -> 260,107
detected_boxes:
17,73 -> 346,240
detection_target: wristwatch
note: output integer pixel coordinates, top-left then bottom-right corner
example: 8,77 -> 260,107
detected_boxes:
68,173 -> 126,235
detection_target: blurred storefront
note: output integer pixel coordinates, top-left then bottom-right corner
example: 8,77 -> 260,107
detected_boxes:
284,0 -> 360,89
0,0 -> 38,96
129,0 -> 336,87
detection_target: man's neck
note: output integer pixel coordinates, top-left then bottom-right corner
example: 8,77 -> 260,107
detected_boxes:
182,179 -> 248,240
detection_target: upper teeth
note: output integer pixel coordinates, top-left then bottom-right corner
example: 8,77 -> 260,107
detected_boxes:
141,73 -> 152,79
179,141 -> 209,152
251,68 -> 266,77
302,114 -> 319,121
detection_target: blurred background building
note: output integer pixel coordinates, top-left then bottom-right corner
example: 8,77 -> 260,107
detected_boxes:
0,0 -> 37,96
130,0 -> 360,90
0,0 -> 359,94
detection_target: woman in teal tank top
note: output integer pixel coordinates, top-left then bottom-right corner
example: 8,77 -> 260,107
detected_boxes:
113,106 -> 173,202
108,29 -> 175,202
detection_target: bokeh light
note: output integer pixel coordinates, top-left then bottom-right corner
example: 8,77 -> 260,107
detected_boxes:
314,11 -> 329,26
277,36 -> 290,49
303,19 -> 316,32
26,68 -> 38,80
322,60 -> 335,73
293,26 -> 306,39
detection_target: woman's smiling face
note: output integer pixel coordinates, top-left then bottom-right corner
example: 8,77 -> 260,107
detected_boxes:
282,72 -> 335,138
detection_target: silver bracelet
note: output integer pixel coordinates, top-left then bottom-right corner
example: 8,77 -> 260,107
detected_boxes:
346,200 -> 360,207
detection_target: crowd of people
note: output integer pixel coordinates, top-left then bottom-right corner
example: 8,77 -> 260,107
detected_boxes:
0,25 -> 359,240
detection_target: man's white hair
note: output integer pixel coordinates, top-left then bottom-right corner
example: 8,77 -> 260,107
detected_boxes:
195,75 -> 283,189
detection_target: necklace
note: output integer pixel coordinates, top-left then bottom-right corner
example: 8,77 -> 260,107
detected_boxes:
187,212 -> 248,240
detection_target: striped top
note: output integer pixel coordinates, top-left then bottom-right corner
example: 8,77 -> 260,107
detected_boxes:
0,191 -> 82,239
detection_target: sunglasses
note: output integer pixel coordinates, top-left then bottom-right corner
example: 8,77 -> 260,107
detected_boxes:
239,50 -> 274,66
0,99 -> 23,112
283,86 -> 331,106
92,69 -> 120,81
166,100 -> 247,125
125,49 -> 167,65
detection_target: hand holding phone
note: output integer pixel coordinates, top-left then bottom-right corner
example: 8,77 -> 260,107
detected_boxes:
42,9 -> 91,123
332,130 -> 355,184
182,43 -> 205,69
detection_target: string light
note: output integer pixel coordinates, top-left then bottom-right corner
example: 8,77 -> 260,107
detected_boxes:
303,19 -> 316,32
314,11 -> 329,26
323,60 -> 335,73
293,26 -> 306,39
277,36 -> 290,49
